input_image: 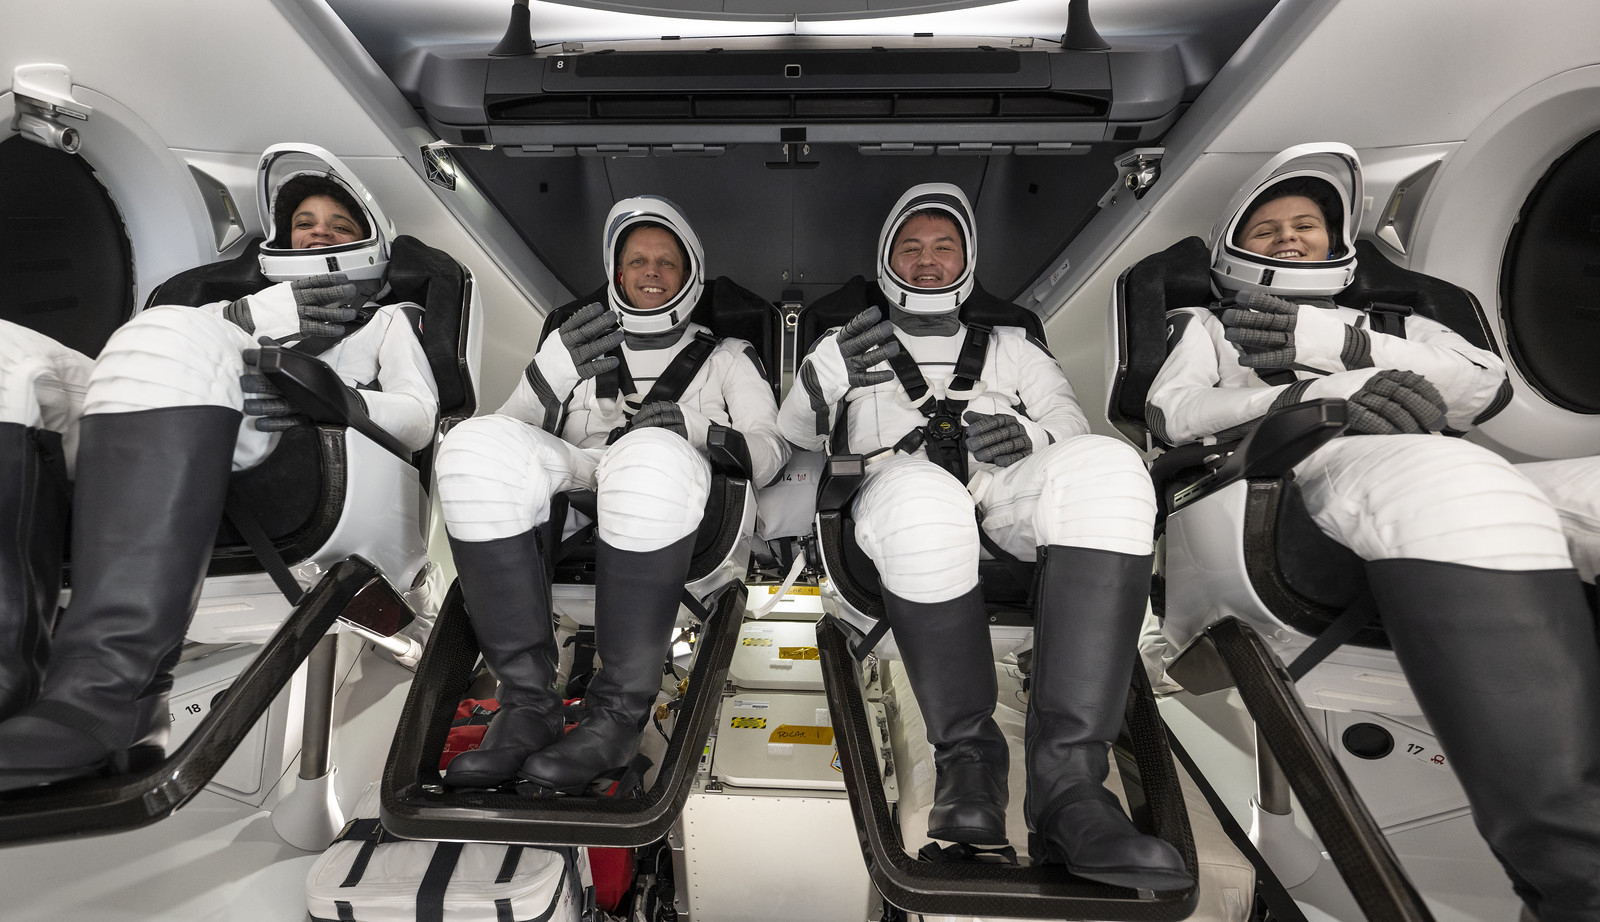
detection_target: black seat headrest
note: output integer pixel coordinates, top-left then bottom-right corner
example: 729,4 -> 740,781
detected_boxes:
148,236 -> 475,418
541,277 -> 782,392
1109,236 -> 1496,443
797,275 -> 1046,357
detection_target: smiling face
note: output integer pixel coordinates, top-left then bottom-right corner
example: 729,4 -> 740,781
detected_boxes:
617,226 -> 686,311
289,194 -> 363,249
890,213 -> 966,288
1236,194 -> 1331,262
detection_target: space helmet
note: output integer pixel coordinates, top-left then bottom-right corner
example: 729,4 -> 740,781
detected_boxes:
876,183 -> 977,315
1210,142 -> 1363,297
256,143 -> 393,284
603,195 -> 705,335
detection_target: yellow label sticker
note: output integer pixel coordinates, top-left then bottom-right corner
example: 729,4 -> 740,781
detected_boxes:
741,637 -> 773,647
729,716 -> 768,730
777,646 -> 820,660
768,724 -> 835,745
766,585 -> 821,596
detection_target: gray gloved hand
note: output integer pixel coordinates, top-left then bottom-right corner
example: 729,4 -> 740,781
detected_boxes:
836,306 -> 901,388
225,273 -> 363,338
557,302 -> 625,380
629,401 -> 688,439
962,410 -> 1033,467
241,343 -> 311,433
1342,369 -> 1448,434
1221,291 -> 1361,373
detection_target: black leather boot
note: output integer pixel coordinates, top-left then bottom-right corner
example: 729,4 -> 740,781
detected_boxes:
883,584 -> 1009,845
442,529 -> 565,788
1369,559 -> 1600,922
1026,545 -> 1191,890
0,424 -> 70,721
518,533 -> 695,793
0,406 -> 239,790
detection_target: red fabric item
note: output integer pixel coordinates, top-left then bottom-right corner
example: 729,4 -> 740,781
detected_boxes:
587,846 -> 635,913
438,698 -> 499,770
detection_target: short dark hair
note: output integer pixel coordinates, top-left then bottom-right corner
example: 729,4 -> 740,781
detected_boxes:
272,174 -> 370,247
1235,176 -> 1344,256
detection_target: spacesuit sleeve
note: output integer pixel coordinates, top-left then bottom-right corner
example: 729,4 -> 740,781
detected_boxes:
495,365 -> 563,431
718,341 -> 791,486
777,329 -> 847,451
1367,314 -> 1508,429
1146,308 -> 1290,445
360,304 -> 440,453
1001,328 -> 1091,445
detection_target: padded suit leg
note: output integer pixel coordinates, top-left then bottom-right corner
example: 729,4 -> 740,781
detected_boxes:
1025,546 -> 1191,889
0,406 -> 239,790
518,533 -> 695,793
442,529 -> 564,788
0,424 -> 69,721
884,585 -> 1010,845
1369,560 -> 1600,922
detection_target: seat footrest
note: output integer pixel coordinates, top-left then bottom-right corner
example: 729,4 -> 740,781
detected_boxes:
0,556 -> 375,844
380,581 -> 746,848
815,617 -> 1200,920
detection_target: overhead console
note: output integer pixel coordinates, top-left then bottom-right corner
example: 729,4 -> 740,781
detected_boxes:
412,35 -> 1187,150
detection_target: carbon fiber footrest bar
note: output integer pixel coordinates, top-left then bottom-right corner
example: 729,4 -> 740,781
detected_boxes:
1190,617 -> 1435,922
0,555 -> 377,845
816,617 -> 1200,920
380,580 -> 745,847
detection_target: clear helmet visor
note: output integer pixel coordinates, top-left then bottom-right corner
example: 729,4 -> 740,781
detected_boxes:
876,182 -> 977,315
256,143 -> 393,283
603,195 -> 706,335
1210,142 -> 1364,297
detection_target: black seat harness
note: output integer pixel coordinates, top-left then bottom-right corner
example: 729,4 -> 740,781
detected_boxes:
835,323 -> 992,483
595,329 -> 720,445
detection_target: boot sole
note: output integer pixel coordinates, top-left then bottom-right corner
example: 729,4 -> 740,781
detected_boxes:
1030,834 -> 1194,891
927,825 -> 1010,847
0,744 -> 162,794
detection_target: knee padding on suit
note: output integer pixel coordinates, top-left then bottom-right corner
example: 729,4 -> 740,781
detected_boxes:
853,456 -> 978,603
84,307 -> 252,416
1027,435 -> 1156,555
596,427 -> 710,552
1299,435 -> 1570,570
438,416 -> 578,542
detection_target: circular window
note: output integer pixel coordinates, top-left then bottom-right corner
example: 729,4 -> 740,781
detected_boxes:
1500,129 -> 1600,413
0,136 -> 133,358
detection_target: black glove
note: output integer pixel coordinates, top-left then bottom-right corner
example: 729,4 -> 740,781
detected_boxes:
241,343 -> 311,433
224,273 -> 364,338
962,411 -> 1033,467
629,401 -> 688,439
557,302 -> 625,380
1343,369 -> 1448,435
836,306 -> 901,388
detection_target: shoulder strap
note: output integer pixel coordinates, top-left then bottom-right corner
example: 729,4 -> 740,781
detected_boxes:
946,323 -> 991,410
641,330 -> 719,405
885,338 -> 933,411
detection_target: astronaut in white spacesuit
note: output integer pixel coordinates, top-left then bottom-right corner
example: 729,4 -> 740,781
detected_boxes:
0,144 -> 438,790
778,184 -> 1190,889
1146,143 -> 1600,921
435,195 -> 786,793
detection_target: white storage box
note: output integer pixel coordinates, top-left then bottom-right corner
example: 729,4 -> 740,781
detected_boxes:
729,619 -> 825,692
306,785 -> 591,922
676,691 -> 895,922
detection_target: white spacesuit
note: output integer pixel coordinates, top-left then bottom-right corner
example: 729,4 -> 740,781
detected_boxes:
1146,143 -> 1600,921
435,195 -> 785,792
777,184 -> 1190,889
0,144 -> 437,790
